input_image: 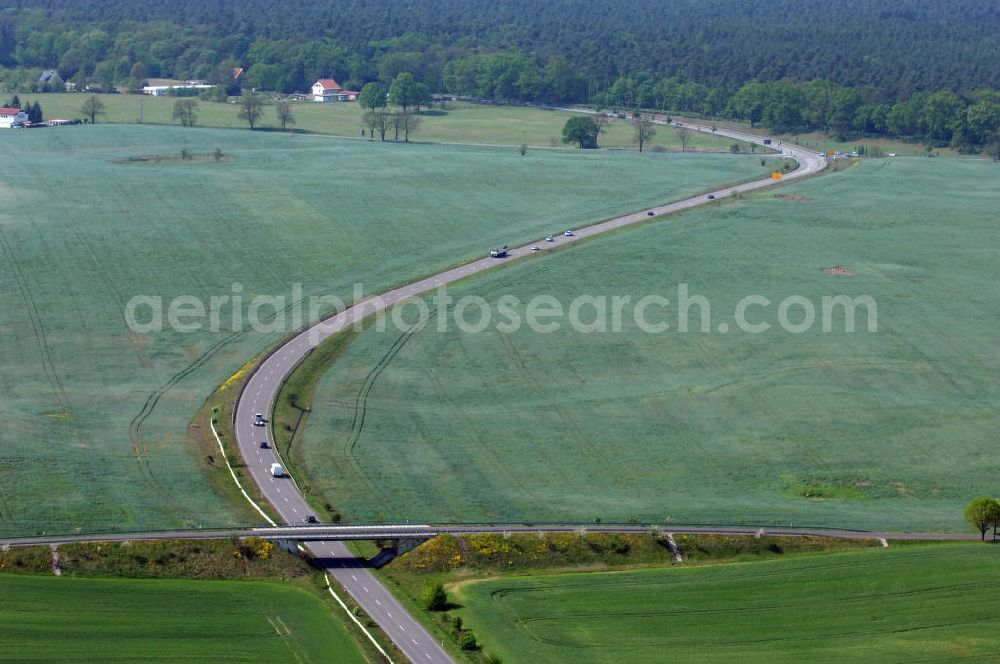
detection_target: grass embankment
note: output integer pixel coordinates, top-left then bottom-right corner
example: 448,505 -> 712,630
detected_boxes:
0,538 -> 389,663
453,543 -> 1000,663
17,93 -> 740,149
296,156 -> 1000,532
0,125 -> 766,536
372,532 -> 881,662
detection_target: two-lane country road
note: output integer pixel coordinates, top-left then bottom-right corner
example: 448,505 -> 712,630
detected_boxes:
233,120 -> 827,663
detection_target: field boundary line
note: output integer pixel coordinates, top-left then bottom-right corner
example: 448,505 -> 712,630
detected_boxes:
324,572 -> 395,664
210,419 -> 276,526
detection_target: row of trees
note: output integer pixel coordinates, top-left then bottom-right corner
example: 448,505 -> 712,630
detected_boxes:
595,75 -> 1000,151
560,114 -> 658,152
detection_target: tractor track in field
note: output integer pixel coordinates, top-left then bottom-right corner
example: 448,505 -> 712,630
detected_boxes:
345,315 -> 430,472
0,226 -> 73,417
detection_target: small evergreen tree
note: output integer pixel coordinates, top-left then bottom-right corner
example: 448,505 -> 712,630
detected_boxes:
421,582 -> 448,611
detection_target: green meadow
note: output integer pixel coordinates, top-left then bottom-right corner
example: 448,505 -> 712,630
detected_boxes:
296,157 -> 1000,531
17,92 -> 740,149
0,574 -> 365,663
452,544 -> 1000,663
0,124 -> 764,535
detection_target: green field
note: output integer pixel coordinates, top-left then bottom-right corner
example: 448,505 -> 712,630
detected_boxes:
0,574 -> 365,663
296,157 -> 1000,531
16,93 -> 742,150
0,124 -> 765,535
452,544 -> 1000,663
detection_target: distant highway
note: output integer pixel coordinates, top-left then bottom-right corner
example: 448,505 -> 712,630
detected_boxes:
228,120 -> 827,663
2,522 -> 980,548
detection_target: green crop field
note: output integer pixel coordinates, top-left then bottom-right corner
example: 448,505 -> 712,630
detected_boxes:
15,93 -> 741,150
0,124 -> 765,536
452,544 -> 1000,663
296,157 -> 1000,531
0,574 -> 365,663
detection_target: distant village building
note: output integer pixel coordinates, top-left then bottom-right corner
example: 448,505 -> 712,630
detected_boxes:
141,78 -> 213,96
311,79 -> 358,102
0,107 -> 29,128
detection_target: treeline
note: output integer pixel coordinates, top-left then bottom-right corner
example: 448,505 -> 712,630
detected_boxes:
3,0 -> 1000,98
597,77 -> 1000,151
1,0 -> 1000,150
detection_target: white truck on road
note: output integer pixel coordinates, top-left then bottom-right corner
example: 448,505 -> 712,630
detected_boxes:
270,463 -> 285,478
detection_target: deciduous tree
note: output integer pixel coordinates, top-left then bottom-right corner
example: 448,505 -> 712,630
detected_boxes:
965,497 -> 1000,541
389,72 -> 419,113
561,116 -> 599,149
633,116 -> 656,152
238,93 -> 264,130
80,95 -> 105,123
421,582 -> 448,611
172,98 -> 198,126
275,100 -> 295,131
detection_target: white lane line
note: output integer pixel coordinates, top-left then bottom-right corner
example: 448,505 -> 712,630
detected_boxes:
375,600 -> 382,606
362,586 -> 369,593
425,654 -> 431,660
351,574 -> 357,581
399,624 -> 406,632
411,638 -> 418,645
387,611 -> 392,618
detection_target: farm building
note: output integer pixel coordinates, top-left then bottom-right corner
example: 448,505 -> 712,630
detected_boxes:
142,78 -> 213,96
311,79 -> 359,102
0,107 -> 28,128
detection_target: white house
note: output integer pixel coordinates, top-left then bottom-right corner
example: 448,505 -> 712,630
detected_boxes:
0,107 -> 28,128
312,78 -> 358,102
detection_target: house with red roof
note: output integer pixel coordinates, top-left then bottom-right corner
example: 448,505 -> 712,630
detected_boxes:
311,78 -> 358,102
0,107 -> 28,128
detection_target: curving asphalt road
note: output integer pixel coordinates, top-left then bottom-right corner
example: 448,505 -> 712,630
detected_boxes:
233,119 -> 827,663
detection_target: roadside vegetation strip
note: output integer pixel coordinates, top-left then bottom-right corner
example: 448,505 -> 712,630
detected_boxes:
450,543 -> 1000,664
293,156 -> 1000,532
210,419 -> 276,526
325,573 -> 396,664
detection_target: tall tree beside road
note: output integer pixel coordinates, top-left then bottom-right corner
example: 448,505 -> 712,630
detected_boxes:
633,116 -> 656,152
593,112 -> 610,143
172,98 -> 199,126
676,125 -> 691,152
80,95 -> 105,123
964,497 -> 1000,541
238,93 -> 265,129
275,101 -> 295,131
561,116 -> 599,149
